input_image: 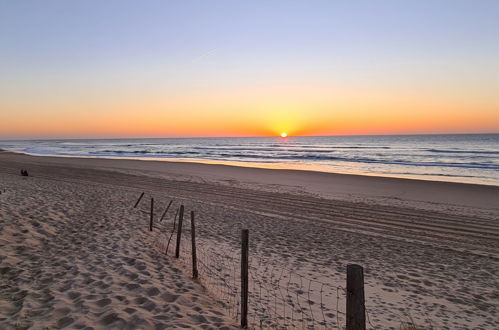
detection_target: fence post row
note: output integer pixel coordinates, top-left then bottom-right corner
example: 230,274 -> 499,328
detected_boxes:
175,205 -> 184,258
241,229 -> 249,329
149,198 -> 154,231
136,195 -> 368,330
191,211 -> 198,279
134,192 -> 145,208
346,264 -> 366,330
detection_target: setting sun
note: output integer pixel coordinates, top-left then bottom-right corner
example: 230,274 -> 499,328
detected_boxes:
281,132 -> 287,138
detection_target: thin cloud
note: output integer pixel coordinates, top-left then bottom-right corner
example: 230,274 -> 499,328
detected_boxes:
192,49 -> 217,63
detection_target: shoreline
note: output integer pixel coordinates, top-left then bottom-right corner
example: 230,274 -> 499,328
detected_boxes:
2,141 -> 498,186
3,148 -> 499,188
1,150 -> 498,212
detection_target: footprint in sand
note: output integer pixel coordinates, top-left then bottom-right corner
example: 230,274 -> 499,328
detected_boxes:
57,316 -> 74,328
146,287 -> 160,296
161,292 -> 179,303
95,298 -> 112,307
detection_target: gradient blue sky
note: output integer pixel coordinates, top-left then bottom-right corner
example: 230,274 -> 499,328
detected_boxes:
1,1 -> 498,138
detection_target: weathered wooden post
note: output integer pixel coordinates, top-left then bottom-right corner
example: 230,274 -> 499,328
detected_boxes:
190,211 -> 198,279
149,198 -> 154,231
134,192 -> 144,208
346,264 -> 366,330
160,200 -> 173,222
175,205 -> 184,258
241,229 -> 249,328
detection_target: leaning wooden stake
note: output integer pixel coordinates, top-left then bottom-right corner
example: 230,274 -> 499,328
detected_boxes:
190,211 -> 198,279
149,198 -> 154,231
160,200 -> 173,222
241,229 -> 249,328
165,207 -> 180,255
346,264 -> 366,330
134,192 -> 144,208
175,205 -> 184,258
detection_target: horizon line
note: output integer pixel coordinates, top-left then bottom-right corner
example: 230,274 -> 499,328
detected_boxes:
1,131 -> 498,141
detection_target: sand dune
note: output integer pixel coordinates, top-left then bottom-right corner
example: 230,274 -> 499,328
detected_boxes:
0,151 -> 498,329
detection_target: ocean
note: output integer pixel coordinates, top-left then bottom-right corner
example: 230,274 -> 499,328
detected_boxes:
1,134 -> 498,186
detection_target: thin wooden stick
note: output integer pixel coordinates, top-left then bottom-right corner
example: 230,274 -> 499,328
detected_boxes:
133,192 -> 145,208
172,207 -> 179,231
149,198 -> 154,231
160,200 -> 173,222
241,229 -> 249,328
165,207 -> 180,255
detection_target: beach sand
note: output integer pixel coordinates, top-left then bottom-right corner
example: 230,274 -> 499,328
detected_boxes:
0,151 -> 498,329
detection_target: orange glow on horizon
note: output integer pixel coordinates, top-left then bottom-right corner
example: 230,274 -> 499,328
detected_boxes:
1,82 -> 498,139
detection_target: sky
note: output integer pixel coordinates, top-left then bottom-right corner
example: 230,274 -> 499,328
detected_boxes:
1,0 -> 498,139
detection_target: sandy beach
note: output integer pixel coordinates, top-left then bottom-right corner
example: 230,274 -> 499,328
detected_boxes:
1,151 -> 498,329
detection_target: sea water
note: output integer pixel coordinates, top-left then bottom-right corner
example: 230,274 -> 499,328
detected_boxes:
1,134 -> 498,186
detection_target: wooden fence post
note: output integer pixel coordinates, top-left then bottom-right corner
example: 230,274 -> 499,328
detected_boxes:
149,198 -> 154,231
134,192 -> 144,208
191,211 -> 198,279
346,264 -> 366,330
160,200 -> 173,222
175,205 -> 184,258
241,229 -> 249,328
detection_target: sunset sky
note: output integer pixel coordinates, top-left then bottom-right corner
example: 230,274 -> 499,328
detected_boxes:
1,1 -> 498,139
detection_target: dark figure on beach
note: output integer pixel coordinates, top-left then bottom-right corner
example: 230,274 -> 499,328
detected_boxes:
20,169 -> 29,176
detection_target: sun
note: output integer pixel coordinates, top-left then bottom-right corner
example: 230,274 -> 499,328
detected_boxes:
280,132 -> 287,138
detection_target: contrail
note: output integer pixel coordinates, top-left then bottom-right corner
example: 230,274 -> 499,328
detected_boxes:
192,49 -> 217,63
